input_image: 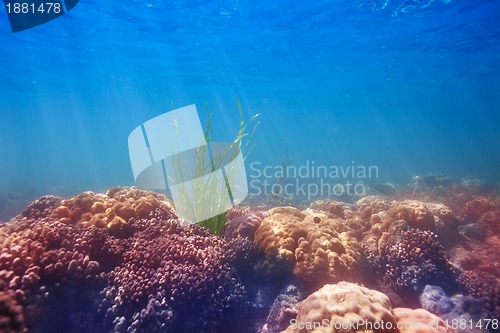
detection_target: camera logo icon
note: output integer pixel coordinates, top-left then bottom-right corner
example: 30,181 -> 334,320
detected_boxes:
128,105 -> 249,224
4,0 -> 79,33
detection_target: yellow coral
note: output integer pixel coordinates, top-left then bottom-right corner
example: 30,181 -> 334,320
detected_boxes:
255,207 -> 362,287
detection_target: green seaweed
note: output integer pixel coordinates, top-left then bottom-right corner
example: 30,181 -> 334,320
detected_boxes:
170,98 -> 260,235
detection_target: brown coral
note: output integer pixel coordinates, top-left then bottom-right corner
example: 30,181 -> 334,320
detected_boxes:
477,210 -> 499,235
0,209 -> 118,332
255,207 -> 363,288
309,200 -> 353,219
391,200 -> 436,230
282,282 -> 398,333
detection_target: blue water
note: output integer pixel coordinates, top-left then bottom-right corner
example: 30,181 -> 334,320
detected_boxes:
0,0 -> 499,203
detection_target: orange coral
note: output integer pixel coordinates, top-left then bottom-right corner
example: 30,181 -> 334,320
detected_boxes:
51,187 -> 177,235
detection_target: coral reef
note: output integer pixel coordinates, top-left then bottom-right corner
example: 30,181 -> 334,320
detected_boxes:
447,233 -> 500,281
419,285 -> 456,316
281,283 -> 458,333
425,203 -> 459,229
226,205 -> 253,221
0,177 -> 498,333
309,200 -> 352,219
459,197 -> 496,224
0,195 -> 117,332
458,271 -> 500,320
254,207 -> 363,288
354,196 -> 393,220
403,174 -> 490,212
477,210 -> 499,235
0,289 -> 26,333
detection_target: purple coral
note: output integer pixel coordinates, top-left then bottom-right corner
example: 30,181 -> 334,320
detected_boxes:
379,228 -> 457,295
224,211 -> 268,241
100,217 -> 253,332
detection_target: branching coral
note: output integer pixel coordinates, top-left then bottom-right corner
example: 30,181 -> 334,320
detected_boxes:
100,217 -> 253,332
378,228 -> 457,294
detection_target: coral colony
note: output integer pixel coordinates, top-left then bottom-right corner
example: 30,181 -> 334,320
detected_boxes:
0,176 -> 499,333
